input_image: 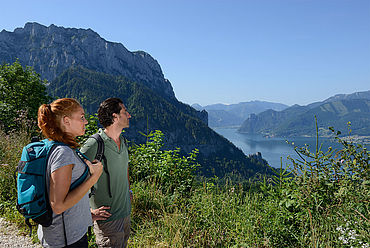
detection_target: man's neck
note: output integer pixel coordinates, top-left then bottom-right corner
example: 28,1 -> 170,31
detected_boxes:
104,125 -> 123,143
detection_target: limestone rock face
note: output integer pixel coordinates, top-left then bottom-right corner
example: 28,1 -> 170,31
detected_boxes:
0,22 -> 175,99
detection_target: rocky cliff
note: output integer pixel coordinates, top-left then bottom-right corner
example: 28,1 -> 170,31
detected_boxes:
0,22 -> 175,100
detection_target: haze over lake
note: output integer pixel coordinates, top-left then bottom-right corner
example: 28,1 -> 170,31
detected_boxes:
213,127 -> 342,169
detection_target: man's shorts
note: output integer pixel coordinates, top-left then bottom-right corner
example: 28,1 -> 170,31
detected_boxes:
94,215 -> 131,248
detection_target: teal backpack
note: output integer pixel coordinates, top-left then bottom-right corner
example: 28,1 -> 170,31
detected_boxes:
15,138 -> 89,236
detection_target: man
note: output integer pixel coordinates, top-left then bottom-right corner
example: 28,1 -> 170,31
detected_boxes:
81,98 -> 132,248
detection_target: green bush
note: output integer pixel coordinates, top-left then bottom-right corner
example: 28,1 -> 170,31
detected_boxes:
129,130 -> 200,197
260,123 -> 369,247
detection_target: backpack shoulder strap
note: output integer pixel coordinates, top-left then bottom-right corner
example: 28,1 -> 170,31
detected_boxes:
71,150 -> 90,190
89,133 -> 112,198
90,133 -> 105,162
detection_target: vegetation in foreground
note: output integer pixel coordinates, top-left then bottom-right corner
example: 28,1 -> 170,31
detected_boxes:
0,61 -> 368,247
0,119 -> 368,247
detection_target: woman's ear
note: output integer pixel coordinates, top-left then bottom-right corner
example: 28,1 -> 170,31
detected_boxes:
62,116 -> 70,126
59,116 -> 69,133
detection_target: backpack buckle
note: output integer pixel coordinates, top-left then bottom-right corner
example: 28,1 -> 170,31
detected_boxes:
95,153 -> 103,162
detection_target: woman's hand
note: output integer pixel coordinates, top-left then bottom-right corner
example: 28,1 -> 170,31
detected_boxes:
85,159 -> 103,182
91,206 -> 112,221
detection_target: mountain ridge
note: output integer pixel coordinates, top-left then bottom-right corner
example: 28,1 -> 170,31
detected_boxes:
193,101 -> 289,127
0,22 -> 175,100
239,90 -> 370,138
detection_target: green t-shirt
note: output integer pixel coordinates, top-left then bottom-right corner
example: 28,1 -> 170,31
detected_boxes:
80,128 -> 131,222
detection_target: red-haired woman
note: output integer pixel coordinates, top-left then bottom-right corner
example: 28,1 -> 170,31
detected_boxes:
37,98 -> 103,247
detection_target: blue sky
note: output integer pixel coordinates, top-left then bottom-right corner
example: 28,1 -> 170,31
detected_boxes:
1,0 -> 369,106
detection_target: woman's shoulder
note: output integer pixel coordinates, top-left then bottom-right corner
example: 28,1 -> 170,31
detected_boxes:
48,145 -> 77,171
52,144 -> 74,155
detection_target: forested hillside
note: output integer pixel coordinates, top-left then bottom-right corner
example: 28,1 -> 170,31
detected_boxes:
48,66 -> 269,178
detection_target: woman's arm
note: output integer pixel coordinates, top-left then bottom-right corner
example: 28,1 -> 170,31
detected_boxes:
49,159 -> 103,214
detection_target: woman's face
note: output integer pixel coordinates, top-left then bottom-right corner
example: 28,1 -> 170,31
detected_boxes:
62,106 -> 88,138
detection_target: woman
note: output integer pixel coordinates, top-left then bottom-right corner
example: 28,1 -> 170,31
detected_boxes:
37,98 -> 103,247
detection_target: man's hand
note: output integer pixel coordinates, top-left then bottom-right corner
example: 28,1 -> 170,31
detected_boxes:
91,206 -> 112,221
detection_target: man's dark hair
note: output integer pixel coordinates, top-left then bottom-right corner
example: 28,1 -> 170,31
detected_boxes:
98,98 -> 124,128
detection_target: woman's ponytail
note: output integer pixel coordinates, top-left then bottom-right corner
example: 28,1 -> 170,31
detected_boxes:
37,99 -> 81,148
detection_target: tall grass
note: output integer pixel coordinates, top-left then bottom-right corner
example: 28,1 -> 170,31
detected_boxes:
0,119 -> 40,242
0,116 -> 33,205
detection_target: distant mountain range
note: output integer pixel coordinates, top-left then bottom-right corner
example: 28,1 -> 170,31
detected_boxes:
192,101 -> 288,127
0,22 -> 269,178
238,90 -> 370,138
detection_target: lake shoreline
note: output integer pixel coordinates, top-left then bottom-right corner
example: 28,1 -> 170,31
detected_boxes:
212,127 -> 346,169
212,126 -> 370,145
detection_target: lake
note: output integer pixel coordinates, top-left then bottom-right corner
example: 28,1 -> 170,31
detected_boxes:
213,127 -> 341,169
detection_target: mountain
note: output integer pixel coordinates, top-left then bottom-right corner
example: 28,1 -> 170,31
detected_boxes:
191,103 -> 203,111
49,67 -> 268,177
0,22 -> 269,178
239,91 -> 370,137
193,101 -> 288,127
323,91 -> 370,103
0,22 -> 174,100
207,110 -> 244,128
305,90 -> 370,109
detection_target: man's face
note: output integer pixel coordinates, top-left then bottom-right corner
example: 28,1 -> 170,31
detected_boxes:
115,103 -> 131,128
